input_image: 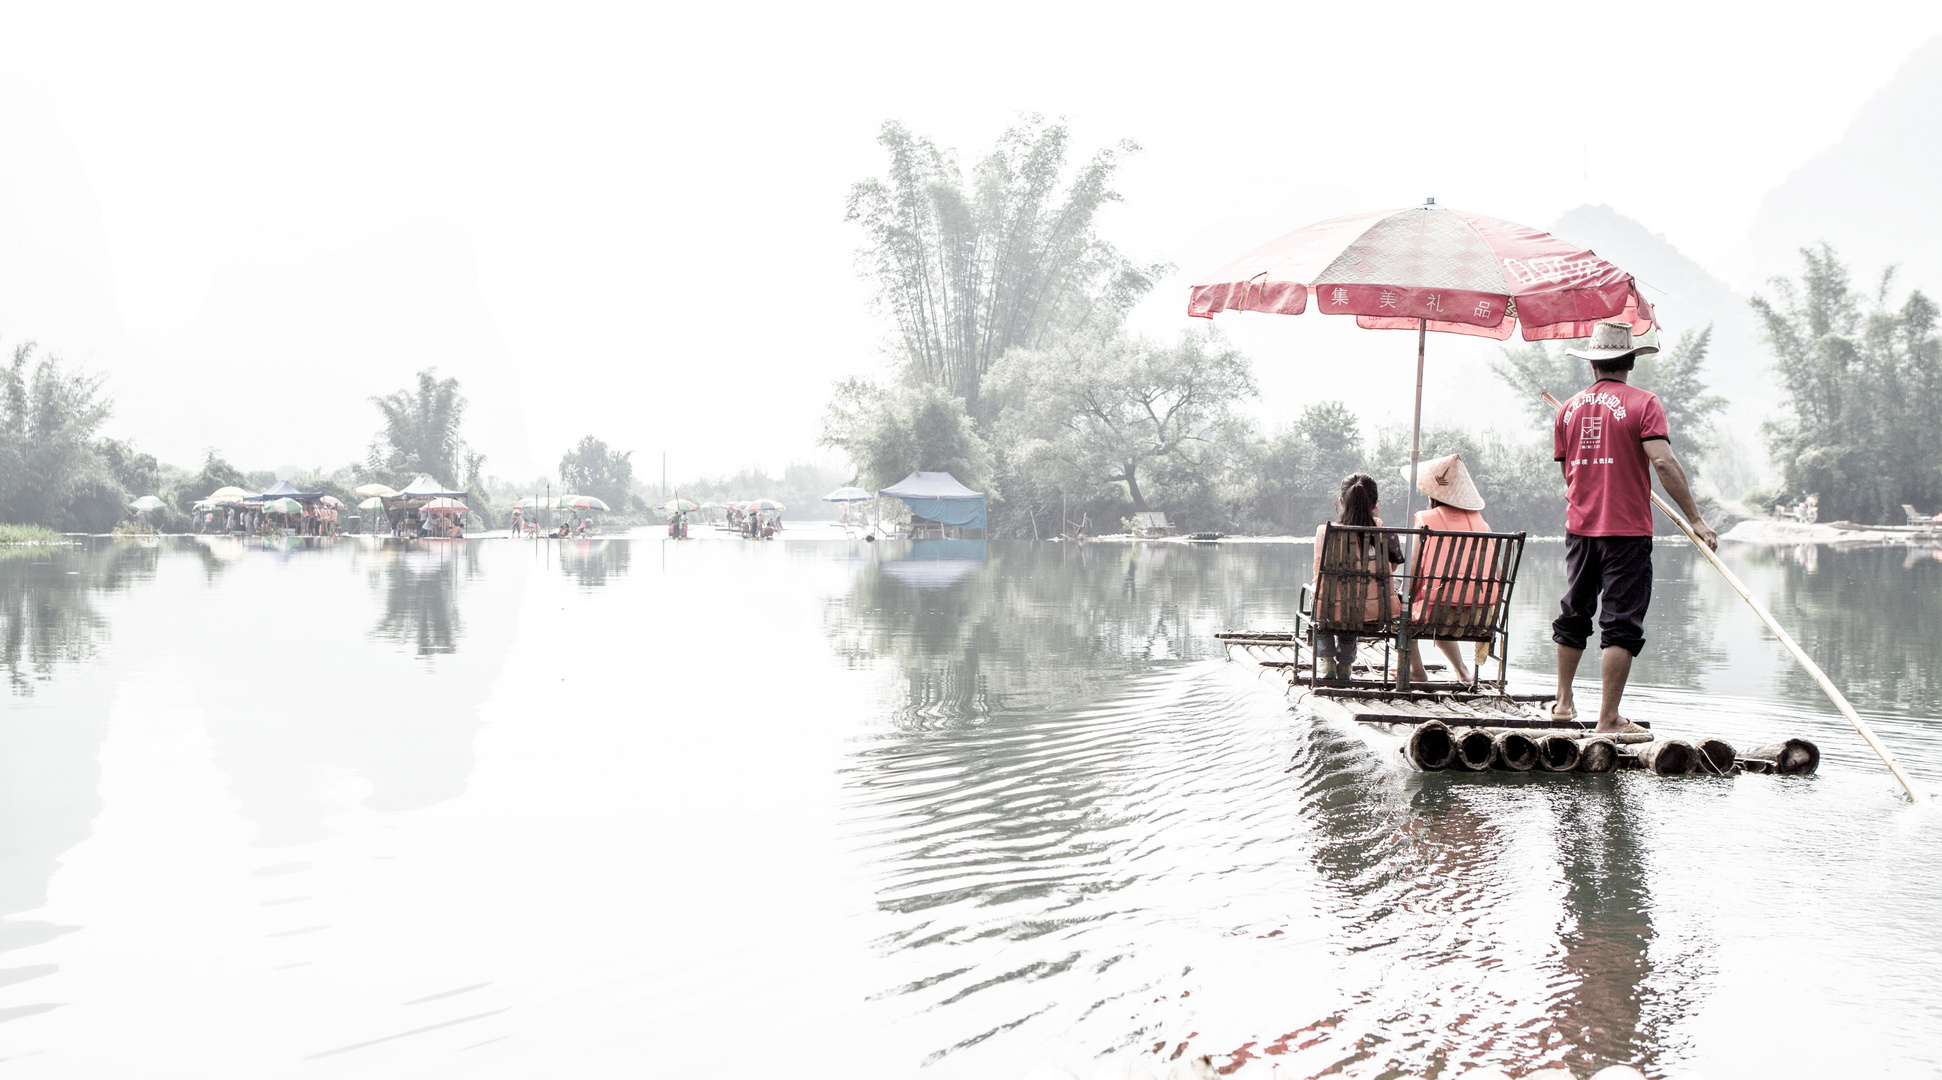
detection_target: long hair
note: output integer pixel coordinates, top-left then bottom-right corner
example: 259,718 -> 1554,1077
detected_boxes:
1336,473 -> 1379,527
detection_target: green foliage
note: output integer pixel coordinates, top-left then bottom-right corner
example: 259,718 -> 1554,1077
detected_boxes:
1369,425 -> 1565,535
0,342 -> 129,532
1248,402 -> 1370,534
821,379 -> 993,492
989,324 -> 1255,514
1752,244 -> 1942,522
847,117 -> 1165,423
169,451 -> 249,512
365,369 -> 472,487
559,436 -> 637,513
0,523 -> 61,544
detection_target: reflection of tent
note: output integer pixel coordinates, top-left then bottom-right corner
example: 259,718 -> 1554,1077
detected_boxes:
878,472 -> 986,531
880,539 -> 986,589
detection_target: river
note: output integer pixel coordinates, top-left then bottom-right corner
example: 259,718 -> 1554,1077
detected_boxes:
0,531 -> 1936,1078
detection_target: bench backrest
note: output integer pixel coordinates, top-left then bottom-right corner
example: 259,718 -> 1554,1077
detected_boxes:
1311,525 -> 1526,641
1312,524 -> 1398,631
1410,527 -> 1526,641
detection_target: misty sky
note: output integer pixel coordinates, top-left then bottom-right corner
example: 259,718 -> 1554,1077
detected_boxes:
3,1 -> 1939,485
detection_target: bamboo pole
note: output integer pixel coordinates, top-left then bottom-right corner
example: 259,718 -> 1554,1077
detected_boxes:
1540,390 -> 1925,802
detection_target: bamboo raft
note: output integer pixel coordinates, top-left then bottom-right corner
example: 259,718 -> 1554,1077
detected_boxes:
1218,522 -> 1821,778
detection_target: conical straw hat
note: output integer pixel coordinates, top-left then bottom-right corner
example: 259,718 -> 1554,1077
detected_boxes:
1399,453 -> 1485,511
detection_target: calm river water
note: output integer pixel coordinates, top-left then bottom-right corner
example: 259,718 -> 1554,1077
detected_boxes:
0,531 -> 1937,1078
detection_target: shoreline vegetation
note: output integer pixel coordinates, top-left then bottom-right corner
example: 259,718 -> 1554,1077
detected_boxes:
1,121 -> 1935,540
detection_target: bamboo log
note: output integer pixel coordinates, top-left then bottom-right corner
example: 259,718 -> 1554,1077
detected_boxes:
1536,733 -> 1583,772
1576,737 -> 1618,774
1403,721 -> 1456,771
1452,728 -> 1495,771
1491,731 -> 1539,772
1538,391 -> 1924,802
1693,737 -> 1737,775
1627,739 -> 1698,776
1742,738 -> 1821,776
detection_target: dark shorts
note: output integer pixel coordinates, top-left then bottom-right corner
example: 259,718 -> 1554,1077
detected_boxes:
1552,533 -> 1653,656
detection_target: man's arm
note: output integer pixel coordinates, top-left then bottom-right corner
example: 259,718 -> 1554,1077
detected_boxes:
1643,440 -> 1718,550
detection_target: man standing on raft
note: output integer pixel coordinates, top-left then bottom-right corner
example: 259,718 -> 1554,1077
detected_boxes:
1552,320 -> 1717,732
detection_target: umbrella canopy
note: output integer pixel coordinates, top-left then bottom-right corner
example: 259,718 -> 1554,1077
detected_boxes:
743,499 -> 784,512
355,483 -> 400,498
822,486 -> 873,503
557,495 -> 610,512
659,498 -> 699,514
129,495 -> 166,512
512,496 -> 550,510
207,485 -> 254,504
261,497 -> 303,514
1187,202 -> 1653,523
317,495 -> 345,508
420,497 -> 469,514
358,496 -> 386,509
245,479 -> 324,503
1187,203 -> 1654,340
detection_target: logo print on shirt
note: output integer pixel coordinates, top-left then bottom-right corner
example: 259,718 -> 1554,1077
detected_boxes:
1580,415 -> 1603,449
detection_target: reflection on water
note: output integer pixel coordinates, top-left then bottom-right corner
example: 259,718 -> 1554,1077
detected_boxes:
0,535 -> 1935,1077
829,538 -> 1942,1078
0,542 -> 157,694
368,540 -> 482,657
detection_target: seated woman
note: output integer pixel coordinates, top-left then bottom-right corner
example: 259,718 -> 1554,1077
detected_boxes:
1400,454 -> 1495,683
1311,473 -> 1405,682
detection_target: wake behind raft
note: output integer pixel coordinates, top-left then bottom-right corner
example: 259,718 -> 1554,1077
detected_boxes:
1217,524 -> 1819,778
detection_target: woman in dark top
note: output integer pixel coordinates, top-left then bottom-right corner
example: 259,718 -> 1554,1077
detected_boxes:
1310,473 -> 1405,682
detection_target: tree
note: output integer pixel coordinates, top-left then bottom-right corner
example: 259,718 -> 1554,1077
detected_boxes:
367,369 -> 470,485
1751,244 -> 1942,521
1248,402 -> 1369,533
847,117 -> 1165,423
820,379 -> 993,492
1490,325 -> 1726,475
988,324 -> 1255,515
170,451 -> 250,512
559,436 -> 635,512
0,342 -> 119,530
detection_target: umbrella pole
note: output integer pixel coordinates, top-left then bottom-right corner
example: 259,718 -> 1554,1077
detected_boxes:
1396,320 -> 1427,690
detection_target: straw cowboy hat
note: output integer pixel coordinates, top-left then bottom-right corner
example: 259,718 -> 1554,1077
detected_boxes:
1399,453 -> 1485,511
1565,319 -> 1659,362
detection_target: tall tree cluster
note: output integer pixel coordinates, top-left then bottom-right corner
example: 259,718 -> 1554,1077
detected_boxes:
1751,245 -> 1942,522
365,369 -> 475,487
0,342 -> 160,532
846,117 -> 1163,425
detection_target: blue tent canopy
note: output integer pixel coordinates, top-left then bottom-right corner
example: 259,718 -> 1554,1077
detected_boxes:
243,479 -> 324,502
878,472 -> 986,530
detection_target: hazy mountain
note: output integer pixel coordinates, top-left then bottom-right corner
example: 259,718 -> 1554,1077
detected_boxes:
1738,35 -> 1942,296
1550,204 -> 1778,420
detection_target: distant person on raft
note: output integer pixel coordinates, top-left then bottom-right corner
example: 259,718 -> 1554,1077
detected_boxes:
1551,320 -> 1718,732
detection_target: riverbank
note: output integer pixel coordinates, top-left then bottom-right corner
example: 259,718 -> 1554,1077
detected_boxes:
1722,518 -> 1941,545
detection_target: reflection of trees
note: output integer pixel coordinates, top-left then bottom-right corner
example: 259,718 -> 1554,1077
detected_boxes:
1753,544 -> 1942,711
827,542 -> 1310,726
369,542 -> 481,656
0,541 -> 158,693
1508,544 -> 1728,686
556,538 -> 631,587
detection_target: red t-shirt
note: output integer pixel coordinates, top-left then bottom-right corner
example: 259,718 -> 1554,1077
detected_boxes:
1553,379 -> 1668,537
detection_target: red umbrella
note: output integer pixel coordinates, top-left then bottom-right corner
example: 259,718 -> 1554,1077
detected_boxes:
1187,201 -> 1655,518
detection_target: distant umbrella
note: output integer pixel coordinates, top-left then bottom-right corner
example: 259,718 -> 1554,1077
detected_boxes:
261,497 -> 303,514
743,499 -> 784,512
420,497 -> 469,514
821,486 -> 872,503
557,495 -> 610,512
317,495 -> 345,508
129,495 -> 166,512
512,497 -> 550,510
207,485 -> 254,504
659,498 -> 699,514
354,483 -> 400,498
357,496 -> 385,509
